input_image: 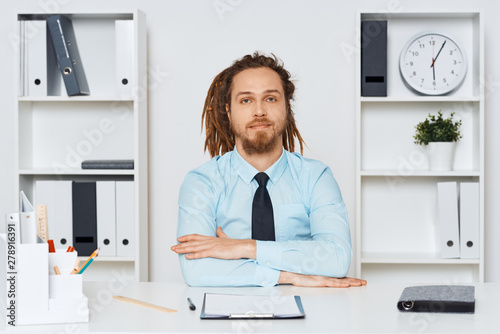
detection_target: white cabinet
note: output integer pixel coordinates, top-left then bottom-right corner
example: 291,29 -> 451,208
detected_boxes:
15,10 -> 148,281
356,11 -> 484,283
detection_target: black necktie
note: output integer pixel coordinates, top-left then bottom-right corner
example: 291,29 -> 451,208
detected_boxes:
252,172 -> 275,241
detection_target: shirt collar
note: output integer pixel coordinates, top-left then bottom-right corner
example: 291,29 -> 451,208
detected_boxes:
231,147 -> 288,185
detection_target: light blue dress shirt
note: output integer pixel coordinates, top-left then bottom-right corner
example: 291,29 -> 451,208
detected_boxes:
177,148 -> 352,287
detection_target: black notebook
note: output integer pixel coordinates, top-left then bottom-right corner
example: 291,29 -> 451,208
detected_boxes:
397,285 -> 475,313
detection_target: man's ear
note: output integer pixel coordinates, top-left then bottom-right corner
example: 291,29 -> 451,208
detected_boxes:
226,103 -> 231,121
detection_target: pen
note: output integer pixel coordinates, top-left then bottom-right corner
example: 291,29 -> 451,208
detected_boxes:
187,297 -> 196,311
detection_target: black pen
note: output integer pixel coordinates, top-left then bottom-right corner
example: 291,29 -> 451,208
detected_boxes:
187,297 -> 196,311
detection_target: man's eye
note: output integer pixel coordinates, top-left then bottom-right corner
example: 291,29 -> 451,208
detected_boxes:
241,99 -> 251,103
267,97 -> 277,102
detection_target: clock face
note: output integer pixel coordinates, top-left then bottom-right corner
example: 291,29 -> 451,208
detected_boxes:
399,32 -> 467,95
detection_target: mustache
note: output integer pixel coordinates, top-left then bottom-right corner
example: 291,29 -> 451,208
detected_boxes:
246,118 -> 273,128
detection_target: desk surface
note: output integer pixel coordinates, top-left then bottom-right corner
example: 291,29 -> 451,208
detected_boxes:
3,282 -> 500,333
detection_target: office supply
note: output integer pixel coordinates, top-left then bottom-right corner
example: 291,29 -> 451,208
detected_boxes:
200,293 -> 305,319
35,204 -> 49,242
116,181 -> 135,257
187,297 -> 196,311
77,248 -> 99,274
67,246 -> 74,252
49,248 -> 78,276
361,20 -> 387,96
26,20 -> 48,96
48,240 -> 56,253
397,285 -> 475,313
460,182 -> 480,259
19,20 -> 26,95
36,180 -> 73,249
70,258 -> 80,275
54,266 -> 61,275
20,191 -> 37,244
46,15 -> 90,96
115,20 -> 134,96
82,159 -> 134,169
437,182 -> 460,258
113,295 -> 177,313
72,181 -> 97,256
96,181 -> 117,256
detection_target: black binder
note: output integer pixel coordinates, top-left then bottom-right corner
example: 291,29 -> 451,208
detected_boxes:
397,285 -> 475,313
361,20 -> 387,97
72,181 -> 97,256
47,15 -> 90,96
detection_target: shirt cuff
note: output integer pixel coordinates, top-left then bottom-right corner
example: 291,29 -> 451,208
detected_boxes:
256,240 -> 282,270
254,263 -> 280,287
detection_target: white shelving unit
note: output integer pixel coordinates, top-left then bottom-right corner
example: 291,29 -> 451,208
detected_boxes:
356,11 -> 484,283
15,10 -> 148,282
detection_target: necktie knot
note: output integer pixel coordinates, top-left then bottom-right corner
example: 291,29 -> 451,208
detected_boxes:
254,172 -> 269,187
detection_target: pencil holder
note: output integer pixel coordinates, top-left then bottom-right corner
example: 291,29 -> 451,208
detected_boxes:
3,243 -> 89,326
49,249 -> 78,275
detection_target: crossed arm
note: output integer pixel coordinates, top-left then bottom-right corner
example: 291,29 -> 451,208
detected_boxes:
171,226 -> 367,288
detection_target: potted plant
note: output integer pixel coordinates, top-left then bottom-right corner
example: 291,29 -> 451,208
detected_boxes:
413,110 -> 462,171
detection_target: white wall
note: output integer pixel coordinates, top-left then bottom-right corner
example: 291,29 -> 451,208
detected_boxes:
1,0 -> 499,282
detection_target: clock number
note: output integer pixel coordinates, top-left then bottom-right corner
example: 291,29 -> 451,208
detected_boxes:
409,61 -> 414,66
449,50 -> 454,55
433,81 -> 436,87
412,51 -> 419,56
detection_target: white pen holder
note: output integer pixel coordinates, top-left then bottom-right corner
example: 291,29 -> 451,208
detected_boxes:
11,244 -> 89,325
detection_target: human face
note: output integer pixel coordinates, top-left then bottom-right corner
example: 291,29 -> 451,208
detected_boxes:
227,67 -> 288,156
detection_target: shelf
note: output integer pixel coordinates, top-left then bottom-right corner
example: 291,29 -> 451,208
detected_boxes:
360,96 -> 480,103
18,96 -> 135,102
19,169 -> 135,176
78,256 -> 135,262
360,170 -> 480,177
361,252 -> 480,264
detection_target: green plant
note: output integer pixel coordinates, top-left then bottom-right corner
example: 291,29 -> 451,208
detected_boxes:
413,110 -> 462,145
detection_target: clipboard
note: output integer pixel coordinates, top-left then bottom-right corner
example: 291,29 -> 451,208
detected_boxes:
200,293 -> 305,319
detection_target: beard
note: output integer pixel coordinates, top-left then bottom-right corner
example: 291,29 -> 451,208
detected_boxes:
231,117 -> 287,155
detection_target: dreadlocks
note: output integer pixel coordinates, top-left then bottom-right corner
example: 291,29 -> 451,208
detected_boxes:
201,52 -> 305,158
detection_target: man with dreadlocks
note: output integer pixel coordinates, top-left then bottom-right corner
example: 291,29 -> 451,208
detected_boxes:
171,52 -> 366,288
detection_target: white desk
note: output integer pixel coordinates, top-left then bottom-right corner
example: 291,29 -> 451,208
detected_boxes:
2,282 -> 500,333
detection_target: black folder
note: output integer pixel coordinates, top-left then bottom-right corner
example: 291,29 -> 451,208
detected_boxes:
47,15 -> 90,96
72,181 -> 97,256
397,285 -> 475,313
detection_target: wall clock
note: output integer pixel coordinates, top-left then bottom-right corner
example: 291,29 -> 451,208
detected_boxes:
399,31 -> 467,95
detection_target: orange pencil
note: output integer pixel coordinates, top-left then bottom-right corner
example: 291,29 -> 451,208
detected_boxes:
77,248 -> 100,274
66,246 -> 75,252
47,240 -> 55,253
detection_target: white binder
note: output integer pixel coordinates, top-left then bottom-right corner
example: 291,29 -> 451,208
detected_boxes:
116,181 -> 135,257
26,20 -> 47,96
35,181 -> 73,249
437,182 -> 460,258
96,181 -> 117,256
115,20 -> 134,96
459,182 -> 480,259
19,191 -> 37,244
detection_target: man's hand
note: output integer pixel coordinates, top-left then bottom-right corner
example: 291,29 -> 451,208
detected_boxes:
171,227 -> 256,260
279,271 -> 367,288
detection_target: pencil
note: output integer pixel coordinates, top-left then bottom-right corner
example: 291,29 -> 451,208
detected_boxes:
113,295 -> 177,313
70,258 -> 81,275
77,248 -> 99,274
54,266 -> 61,275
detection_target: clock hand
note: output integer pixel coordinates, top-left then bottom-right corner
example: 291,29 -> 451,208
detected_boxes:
432,58 -> 435,81
430,40 -> 447,67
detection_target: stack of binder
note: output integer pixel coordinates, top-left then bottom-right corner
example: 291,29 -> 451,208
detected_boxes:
437,182 -> 480,259
35,180 -> 135,257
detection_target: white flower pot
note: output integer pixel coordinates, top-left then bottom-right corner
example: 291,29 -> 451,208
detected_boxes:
426,142 -> 456,171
